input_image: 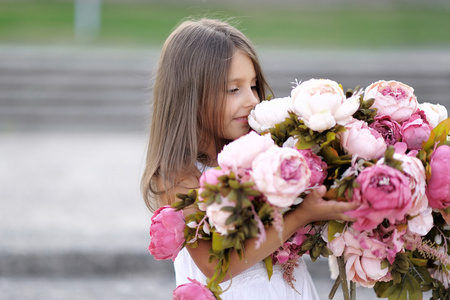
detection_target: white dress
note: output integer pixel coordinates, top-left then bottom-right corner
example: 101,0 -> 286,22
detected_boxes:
174,248 -> 319,299
173,162 -> 320,299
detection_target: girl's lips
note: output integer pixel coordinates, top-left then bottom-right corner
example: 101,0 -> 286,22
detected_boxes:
234,117 -> 248,123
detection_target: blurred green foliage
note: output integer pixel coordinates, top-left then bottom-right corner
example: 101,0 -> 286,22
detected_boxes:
0,0 -> 449,48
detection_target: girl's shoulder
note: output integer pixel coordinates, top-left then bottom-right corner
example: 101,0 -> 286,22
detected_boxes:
155,167 -> 201,206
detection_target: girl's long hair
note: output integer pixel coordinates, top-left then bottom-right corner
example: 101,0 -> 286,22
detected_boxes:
141,18 -> 271,211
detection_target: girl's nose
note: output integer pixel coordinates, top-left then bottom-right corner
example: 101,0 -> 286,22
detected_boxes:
245,89 -> 259,108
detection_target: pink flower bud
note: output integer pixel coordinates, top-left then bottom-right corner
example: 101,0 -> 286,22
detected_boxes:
148,205 -> 185,261
427,145 -> 450,209
173,278 -> 216,300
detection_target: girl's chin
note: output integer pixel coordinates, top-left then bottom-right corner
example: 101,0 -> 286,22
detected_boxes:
223,127 -> 251,140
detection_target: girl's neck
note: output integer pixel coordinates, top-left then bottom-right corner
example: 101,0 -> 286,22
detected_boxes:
200,140 -> 220,168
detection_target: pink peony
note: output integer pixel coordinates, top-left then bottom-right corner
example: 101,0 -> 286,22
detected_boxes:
364,80 -> 418,122
347,164 -> 412,231
345,251 -> 390,288
397,154 -> 427,216
252,146 -> 311,208
378,152 -> 427,217
407,207 -> 433,236
401,110 -> 432,150
297,149 -> 328,187
291,78 -> 360,132
199,168 -> 227,186
217,131 -> 274,175
149,205 -> 185,261
378,224 -> 406,264
427,145 -> 450,209
173,278 -> 216,300
272,224 -> 316,264
198,168 -> 228,204
430,267 -> 450,289
369,115 -> 402,146
329,229 -> 390,288
206,196 -> 236,235
339,120 -> 387,160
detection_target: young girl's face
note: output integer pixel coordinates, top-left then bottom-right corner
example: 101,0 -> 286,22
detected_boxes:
222,50 -> 260,140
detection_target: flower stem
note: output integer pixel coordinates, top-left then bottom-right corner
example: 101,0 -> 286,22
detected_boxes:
350,281 -> 356,300
328,274 -> 341,299
337,256 -> 350,300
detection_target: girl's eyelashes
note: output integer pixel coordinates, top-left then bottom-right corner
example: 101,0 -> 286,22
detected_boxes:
227,85 -> 258,94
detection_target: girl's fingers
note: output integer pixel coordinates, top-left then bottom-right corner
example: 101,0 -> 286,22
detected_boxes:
322,200 -> 359,222
340,213 -> 357,222
324,199 -> 359,212
315,185 -> 327,197
306,185 -> 326,200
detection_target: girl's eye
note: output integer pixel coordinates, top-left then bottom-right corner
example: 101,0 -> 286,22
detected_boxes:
227,88 -> 239,93
251,85 -> 258,90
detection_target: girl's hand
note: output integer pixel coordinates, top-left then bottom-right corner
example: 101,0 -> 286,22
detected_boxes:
296,185 -> 359,224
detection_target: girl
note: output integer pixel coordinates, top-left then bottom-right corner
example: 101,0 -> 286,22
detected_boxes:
141,18 -> 357,299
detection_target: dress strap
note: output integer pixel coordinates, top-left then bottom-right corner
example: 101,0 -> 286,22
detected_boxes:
195,161 -> 215,174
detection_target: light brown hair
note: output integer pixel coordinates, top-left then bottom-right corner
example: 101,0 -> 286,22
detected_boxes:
141,18 -> 271,211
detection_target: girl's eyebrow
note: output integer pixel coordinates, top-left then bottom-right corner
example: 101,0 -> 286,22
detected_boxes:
228,76 -> 257,83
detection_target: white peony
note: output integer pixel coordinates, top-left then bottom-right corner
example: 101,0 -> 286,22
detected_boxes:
248,97 -> 294,133
291,79 -> 360,132
206,196 -> 236,235
418,102 -> 448,128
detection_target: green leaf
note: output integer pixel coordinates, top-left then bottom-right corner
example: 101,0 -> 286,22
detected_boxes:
296,138 -> 316,149
321,146 -> 340,162
187,189 -> 197,199
263,256 -> 273,280
328,220 -> 345,241
241,181 -> 255,188
243,189 -> 261,197
228,179 -> 240,190
227,190 -> 238,202
241,198 -> 253,208
326,131 -> 336,142
225,213 -> 238,226
212,232 -> 225,253
221,206 -> 235,213
363,98 -> 375,108
381,259 -> 390,269
444,207 -> 450,215
374,281 -> 396,298
423,117 -> 450,152
320,245 -> 332,257
403,273 -> 422,300
337,184 -> 347,198
409,258 -> 429,267
382,273 -> 423,300
383,146 -> 404,172
414,266 -> 434,284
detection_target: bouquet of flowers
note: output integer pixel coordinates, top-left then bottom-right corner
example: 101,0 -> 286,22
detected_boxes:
148,78 -> 450,300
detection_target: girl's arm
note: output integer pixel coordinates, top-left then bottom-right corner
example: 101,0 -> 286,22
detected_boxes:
174,184 -> 357,280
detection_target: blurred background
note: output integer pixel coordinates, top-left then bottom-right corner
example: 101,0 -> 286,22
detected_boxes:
1,0 -> 449,299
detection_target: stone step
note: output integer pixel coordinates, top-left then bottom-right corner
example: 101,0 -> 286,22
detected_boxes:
0,251 -> 172,278
1,46 -> 449,131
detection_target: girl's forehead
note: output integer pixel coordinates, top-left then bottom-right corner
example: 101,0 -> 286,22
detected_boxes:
228,51 -> 256,81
